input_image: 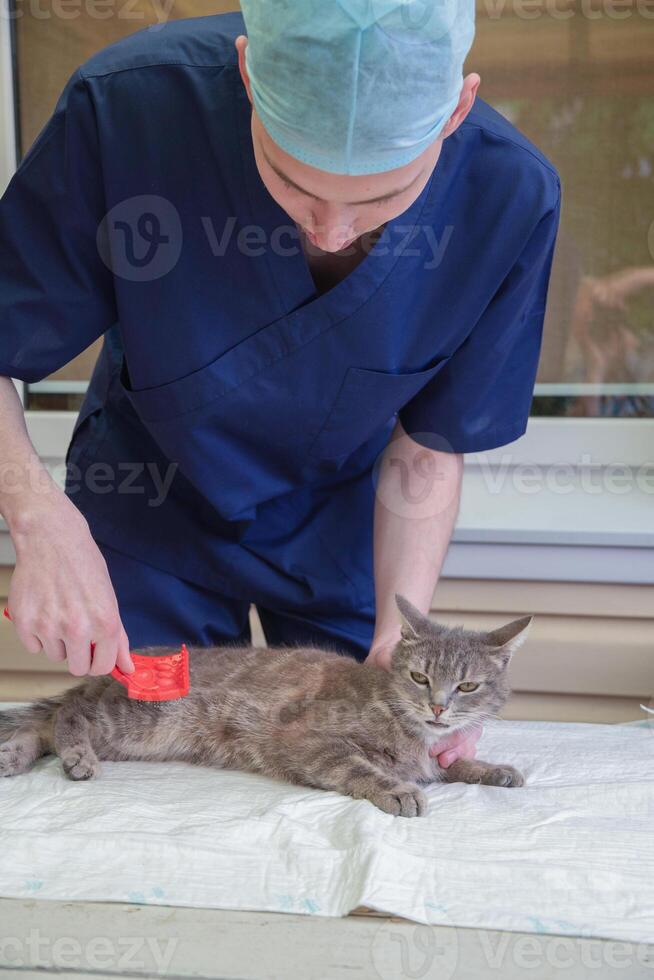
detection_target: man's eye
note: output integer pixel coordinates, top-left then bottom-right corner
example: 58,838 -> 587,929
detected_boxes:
457,682 -> 480,693
410,671 -> 429,686
279,175 -> 304,196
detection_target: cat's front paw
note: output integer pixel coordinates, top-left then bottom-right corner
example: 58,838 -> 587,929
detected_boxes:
365,783 -> 427,817
441,758 -> 525,788
483,764 -> 524,788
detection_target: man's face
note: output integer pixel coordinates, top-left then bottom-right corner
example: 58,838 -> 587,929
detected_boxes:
251,110 -> 443,254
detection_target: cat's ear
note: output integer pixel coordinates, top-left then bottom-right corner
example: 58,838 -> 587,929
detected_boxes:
484,615 -> 533,667
395,594 -> 432,643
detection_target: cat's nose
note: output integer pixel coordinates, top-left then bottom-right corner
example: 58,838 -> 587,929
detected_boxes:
431,704 -> 446,716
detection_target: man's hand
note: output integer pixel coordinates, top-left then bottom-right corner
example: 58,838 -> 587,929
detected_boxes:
364,639 -> 397,672
8,494 -> 134,678
0,376 -> 134,679
430,724 -> 482,767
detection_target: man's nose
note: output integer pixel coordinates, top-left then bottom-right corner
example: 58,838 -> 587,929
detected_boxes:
311,205 -> 355,249
431,703 -> 447,717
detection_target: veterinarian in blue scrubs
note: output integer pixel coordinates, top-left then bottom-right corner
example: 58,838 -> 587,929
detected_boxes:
0,1 -> 560,765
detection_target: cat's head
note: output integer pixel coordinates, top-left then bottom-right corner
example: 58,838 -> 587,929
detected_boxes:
387,594 -> 532,738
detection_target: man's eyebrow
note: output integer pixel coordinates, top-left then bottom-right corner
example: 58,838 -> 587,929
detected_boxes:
262,149 -> 421,205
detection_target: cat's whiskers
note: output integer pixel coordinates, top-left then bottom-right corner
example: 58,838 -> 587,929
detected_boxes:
380,698 -> 431,723
449,712 -> 494,733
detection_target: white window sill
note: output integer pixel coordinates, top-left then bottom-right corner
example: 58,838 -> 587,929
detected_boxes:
456,467 -> 653,548
447,418 -> 654,583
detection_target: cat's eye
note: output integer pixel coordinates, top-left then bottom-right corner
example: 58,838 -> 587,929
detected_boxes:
457,682 -> 480,693
410,671 -> 430,686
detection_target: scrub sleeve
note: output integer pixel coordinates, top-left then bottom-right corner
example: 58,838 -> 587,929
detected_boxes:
0,71 -> 114,382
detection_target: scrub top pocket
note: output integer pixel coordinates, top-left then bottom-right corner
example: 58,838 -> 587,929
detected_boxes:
308,359 -> 449,461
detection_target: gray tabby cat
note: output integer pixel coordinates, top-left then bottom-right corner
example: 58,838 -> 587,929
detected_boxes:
0,596 -> 531,817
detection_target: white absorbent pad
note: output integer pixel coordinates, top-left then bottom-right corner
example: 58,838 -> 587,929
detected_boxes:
0,712 -> 652,943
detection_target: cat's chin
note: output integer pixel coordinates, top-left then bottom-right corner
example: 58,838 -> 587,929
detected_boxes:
421,720 -> 453,742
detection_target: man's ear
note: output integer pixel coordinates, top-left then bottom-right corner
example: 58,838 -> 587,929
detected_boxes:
395,594 -> 432,643
440,72 -> 480,140
235,36 -> 253,104
484,615 -> 533,667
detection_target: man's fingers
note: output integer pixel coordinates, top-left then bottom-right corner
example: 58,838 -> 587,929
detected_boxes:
364,645 -> 394,671
430,726 -> 477,755
430,723 -> 483,761
459,735 -> 479,760
116,628 -> 135,674
11,610 -> 129,677
8,608 -> 44,656
63,633 -> 94,672
458,727 -> 483,755
64,637 -> 92,675
88,634 -> 119,676
440,736 -> 479,767
15,627 -> 44,656
41,637 -> 68,665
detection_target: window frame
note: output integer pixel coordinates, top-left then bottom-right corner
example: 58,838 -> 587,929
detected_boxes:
0,27 -> 652,584
1,12 -> 20,415
0,5 -> 16,197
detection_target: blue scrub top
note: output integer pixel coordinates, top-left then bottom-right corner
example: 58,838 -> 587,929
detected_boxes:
0,13 -> 561,620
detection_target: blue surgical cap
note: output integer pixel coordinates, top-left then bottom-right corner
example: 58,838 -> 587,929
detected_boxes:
240,0 -> 475,176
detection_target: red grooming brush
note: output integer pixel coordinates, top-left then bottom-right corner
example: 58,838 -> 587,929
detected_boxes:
109,648 -> 190,702
3,607 -> 190,702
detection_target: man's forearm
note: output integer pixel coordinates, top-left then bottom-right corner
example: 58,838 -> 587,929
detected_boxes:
0,376 -> 62,536
370,420 -> 463,660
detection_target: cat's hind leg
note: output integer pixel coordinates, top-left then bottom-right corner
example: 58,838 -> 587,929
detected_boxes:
54,704 -> 101,781
0,730 -> 46,777
0,704 -> 53,777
